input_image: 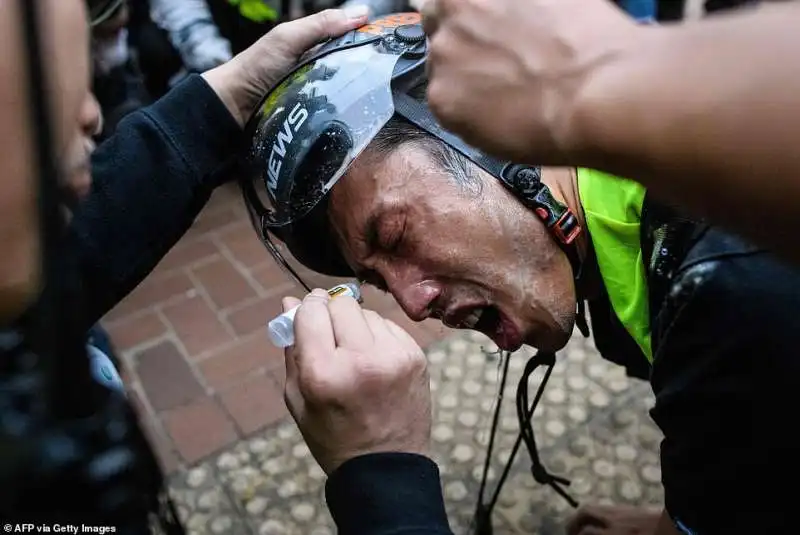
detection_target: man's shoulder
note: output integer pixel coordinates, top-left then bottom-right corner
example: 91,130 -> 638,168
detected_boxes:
648,222 -> 800,419
651,224 -> 800,370
648,226 -> 800,534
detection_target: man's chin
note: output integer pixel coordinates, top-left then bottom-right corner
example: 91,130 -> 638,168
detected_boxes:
517,327 -> 571,354
492,332 -> 523,352
535,334 -> 571,353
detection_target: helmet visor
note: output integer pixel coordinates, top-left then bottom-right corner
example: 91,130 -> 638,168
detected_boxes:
242,43 -> 402,228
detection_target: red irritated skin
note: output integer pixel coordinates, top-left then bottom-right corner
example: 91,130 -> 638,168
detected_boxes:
328,144 -> 583,354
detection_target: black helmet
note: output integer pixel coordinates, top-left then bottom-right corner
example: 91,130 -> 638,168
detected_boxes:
239,12 -> 583,292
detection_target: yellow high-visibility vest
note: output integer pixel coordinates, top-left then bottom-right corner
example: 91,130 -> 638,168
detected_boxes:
227,0 -> 278,23
577,168 -> 653,362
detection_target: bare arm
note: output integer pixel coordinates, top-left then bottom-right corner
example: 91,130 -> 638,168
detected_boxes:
571,2 -> 800,261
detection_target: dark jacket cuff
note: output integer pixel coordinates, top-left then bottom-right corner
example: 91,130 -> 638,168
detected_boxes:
326,452 -> 452,535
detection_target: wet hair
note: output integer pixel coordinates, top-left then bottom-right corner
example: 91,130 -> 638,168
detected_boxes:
367,81 -> 484,196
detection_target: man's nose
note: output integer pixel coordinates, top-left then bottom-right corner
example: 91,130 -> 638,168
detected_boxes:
388,273 -> 443,322
79,93 -> 103,138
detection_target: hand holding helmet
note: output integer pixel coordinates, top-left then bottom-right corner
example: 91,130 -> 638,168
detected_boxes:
282,289 -> 432,474
202,6 -> 371,127
239,10 -> 583,305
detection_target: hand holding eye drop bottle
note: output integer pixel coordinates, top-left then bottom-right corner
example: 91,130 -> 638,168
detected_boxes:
268,283 -> 363,348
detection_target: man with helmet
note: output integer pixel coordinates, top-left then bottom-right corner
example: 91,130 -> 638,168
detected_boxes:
241,11 -> 800,535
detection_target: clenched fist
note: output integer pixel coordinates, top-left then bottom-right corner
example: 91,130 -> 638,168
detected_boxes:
422,0 -> 644,165
282,289 -> 432,474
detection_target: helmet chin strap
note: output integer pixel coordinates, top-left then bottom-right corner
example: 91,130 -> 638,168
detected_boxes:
496,165 -> 590,338
392,91 -> 590,337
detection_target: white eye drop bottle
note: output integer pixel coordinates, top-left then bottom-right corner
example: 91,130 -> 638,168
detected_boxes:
267,282 -> 362,348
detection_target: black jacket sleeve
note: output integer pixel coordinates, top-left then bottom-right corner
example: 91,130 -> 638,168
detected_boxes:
326,453 -> 453,535
68,75 -> 244,328
649,228 -> 800,535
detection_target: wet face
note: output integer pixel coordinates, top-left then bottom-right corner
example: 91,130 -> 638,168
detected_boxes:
328,142 -> 577,352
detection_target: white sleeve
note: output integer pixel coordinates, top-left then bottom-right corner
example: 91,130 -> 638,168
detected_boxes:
149,0 -> 233,72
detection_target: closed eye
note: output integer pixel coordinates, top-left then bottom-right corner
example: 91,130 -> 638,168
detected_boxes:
366,211 -> 407,255
380,216 -> 406,253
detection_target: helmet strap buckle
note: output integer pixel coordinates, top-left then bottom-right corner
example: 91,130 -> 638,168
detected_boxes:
500,164 -> 582,247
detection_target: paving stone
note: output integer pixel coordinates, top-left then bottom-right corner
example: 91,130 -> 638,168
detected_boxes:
105,311 -> 167,352
163,398 -> 237,464
163,295 -> 233,357
219,221 -> 275,270
219,374 -> 288,435
165,331 -> 664,534
193,257 -> 258,311
157,238 -> 219,273
226,296 -> 293,338
187,467 -> 208,489
135,341 -> 204,412
139,416 -> 180,474
198,335 -> 282,390
106,271 -> 194,321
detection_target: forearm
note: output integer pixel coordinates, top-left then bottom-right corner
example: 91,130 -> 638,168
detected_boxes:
70,75 -> 242,326
571,2 -> 800,260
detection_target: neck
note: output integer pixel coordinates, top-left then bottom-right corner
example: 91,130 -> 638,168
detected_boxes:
540,167 -> 602,300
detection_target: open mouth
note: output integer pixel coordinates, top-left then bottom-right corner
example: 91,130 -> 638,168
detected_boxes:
444,305 -> 522,351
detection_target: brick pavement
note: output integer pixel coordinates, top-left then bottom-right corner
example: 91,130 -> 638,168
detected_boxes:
102,182 -> 451,474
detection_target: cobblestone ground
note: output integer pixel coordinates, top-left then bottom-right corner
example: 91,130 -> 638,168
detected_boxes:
167,331 -> 664,535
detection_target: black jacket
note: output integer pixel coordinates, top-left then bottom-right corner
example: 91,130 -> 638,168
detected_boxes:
72,75 -> 452,535
588,198 -> 800,535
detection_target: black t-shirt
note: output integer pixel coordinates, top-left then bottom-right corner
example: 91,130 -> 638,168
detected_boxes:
649,227 -> 800,534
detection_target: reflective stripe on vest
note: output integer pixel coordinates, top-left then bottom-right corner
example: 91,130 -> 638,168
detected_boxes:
227,0 -> 278,22
577,168 -> 653,362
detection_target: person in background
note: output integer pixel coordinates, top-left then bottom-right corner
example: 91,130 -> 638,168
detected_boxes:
88,0 -> 150,139
134,0 -> 282,98
207,0 -> 282,54
148,0 -> 235,88
138,0 -> 410,99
